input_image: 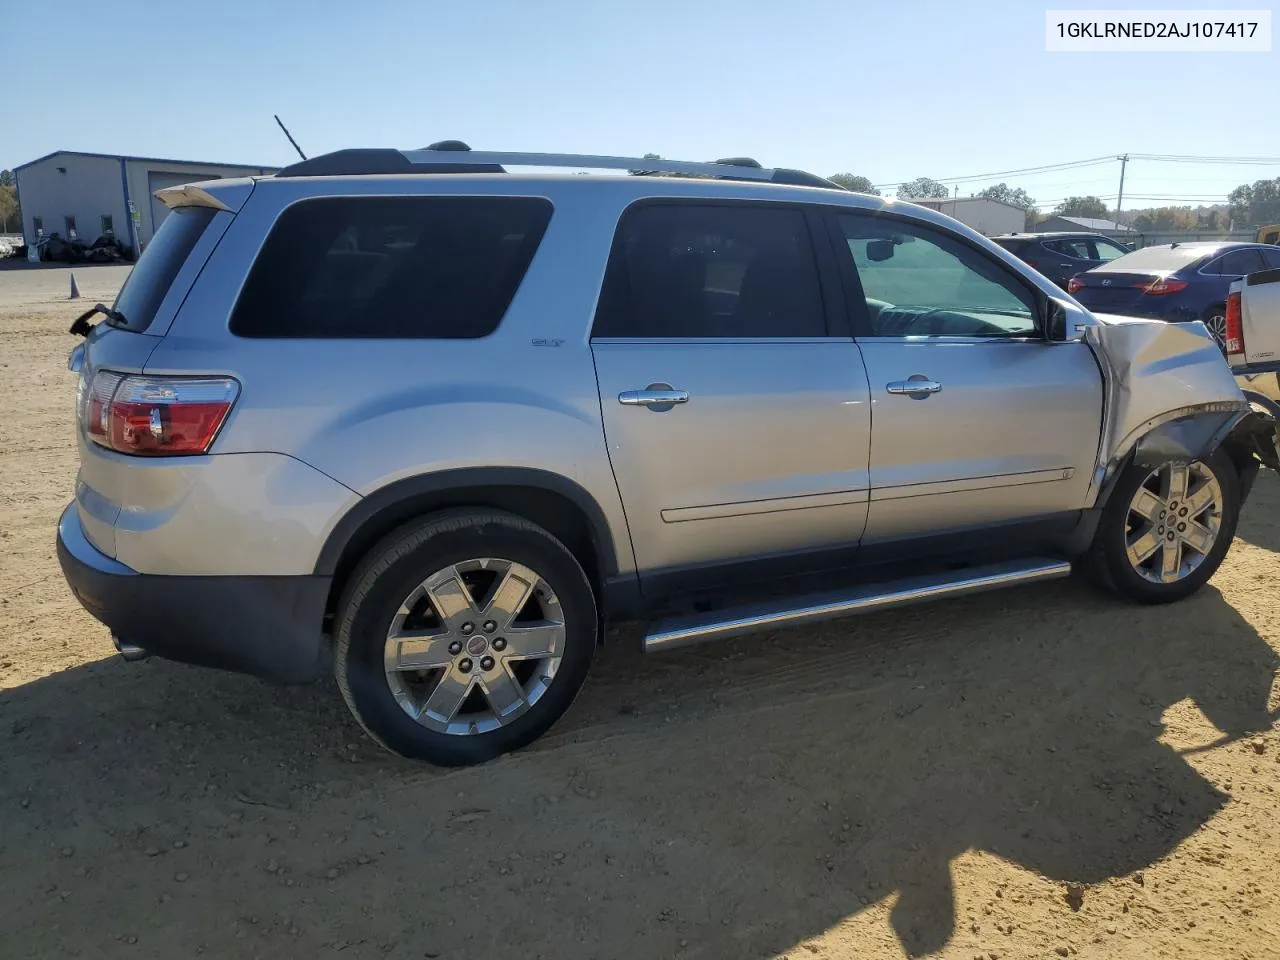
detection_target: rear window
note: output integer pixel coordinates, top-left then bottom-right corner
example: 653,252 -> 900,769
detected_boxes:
230,196 -> 552,339
1093,244 -> 1217,273
111,206 -> 216,332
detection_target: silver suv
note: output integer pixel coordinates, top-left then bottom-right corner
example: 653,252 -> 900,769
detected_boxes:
57,144 -> 1280,765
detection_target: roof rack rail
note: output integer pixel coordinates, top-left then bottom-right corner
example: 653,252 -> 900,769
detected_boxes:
276,142 -> 842,190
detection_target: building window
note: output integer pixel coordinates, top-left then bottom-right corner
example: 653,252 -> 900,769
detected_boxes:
32,216 -> 44,236
101,215 -> 114,236
64,216 -> 78,239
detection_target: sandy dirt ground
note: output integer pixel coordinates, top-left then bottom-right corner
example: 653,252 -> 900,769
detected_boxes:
2,266 -> 1279,960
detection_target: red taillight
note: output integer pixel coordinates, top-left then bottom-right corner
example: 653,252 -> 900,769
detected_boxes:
1135,277 -> 1189,296
79,372 -> 239,456
1225,291 -> 1244,356
1067,277 -> 1085,294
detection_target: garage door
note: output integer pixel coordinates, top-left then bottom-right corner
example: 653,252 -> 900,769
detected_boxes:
147,171 -> 220,239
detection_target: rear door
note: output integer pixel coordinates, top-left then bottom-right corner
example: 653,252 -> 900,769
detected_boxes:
590,200 -> 872,590
1040,237 -> 1096,286
827,211 -> 1103,544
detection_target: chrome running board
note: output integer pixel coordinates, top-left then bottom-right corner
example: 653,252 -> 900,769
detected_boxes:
642,557 -> 1072,653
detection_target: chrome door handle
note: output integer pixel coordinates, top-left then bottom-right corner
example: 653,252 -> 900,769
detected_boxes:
619,388 -> 689,406
886,378 -> 942,396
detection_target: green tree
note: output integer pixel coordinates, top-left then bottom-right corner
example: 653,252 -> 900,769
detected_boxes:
896,177 -> 950,200
1055,196 -> 1109,219
828,173 -> 880,195
0,183 -> 19,234
0,169 -> 14,187
1228,177 -> 1280,227
977,182 -> 1036,211
1130,206 -> 1197,232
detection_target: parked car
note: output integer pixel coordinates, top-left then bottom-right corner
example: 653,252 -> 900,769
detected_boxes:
1067,241 -> 1280,347
1257,224 -> 1280,245
56,146 -> 1280,766
991,231 -> 1132,289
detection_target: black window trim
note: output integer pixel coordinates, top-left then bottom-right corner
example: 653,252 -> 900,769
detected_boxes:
227,193 -> 555,341
588,196 -> 851,342
1199,246 -> 1266,278
821,206 -> 1051,342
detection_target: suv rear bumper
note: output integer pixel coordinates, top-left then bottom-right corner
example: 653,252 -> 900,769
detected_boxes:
56,503 -> 330,683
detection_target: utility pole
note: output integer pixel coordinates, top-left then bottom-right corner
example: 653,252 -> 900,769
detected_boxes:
1115,154 -> 1129,226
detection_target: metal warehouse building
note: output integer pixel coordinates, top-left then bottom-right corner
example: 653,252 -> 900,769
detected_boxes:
15,151 -> 277,255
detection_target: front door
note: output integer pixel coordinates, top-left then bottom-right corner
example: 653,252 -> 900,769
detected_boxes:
590,201 -> 872,589
829,211 -> 1103,544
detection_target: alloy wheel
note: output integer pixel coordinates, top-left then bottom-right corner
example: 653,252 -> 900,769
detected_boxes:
1124,461 -> 1222,584
383,558 -> 565,735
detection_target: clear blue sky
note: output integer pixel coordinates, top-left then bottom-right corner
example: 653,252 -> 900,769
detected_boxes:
5,0 -> 1277,210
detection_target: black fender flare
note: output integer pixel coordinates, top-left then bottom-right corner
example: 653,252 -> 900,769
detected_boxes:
313,467 -> 622,582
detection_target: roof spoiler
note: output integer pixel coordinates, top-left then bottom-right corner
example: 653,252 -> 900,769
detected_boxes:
154,180 -> 254,214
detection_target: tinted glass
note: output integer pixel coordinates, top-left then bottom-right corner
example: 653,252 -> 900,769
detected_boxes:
838,214 -> 1038,338
1093,244 -> 1214,272
1215,248 -> 1267,277
1043,238 -> 1092,259
231,196 -> 552,339
1257,248 -> 1280,270
593,203 -> 826,338
1092,239 -> 1129,261
111,206 -> 217,332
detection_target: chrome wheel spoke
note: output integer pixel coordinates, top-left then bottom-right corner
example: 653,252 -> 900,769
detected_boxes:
1164,463 -> 1190,503
1159,539 -> 1183,582
386,631 -> 454,672
482,564 -> 537,626
1129,488 -> 1164,521
503,622 -> 562,659
1182,480 -> 1217,519
427,570 -> 479,622
1180,519 -> 1216,556
420,668 -> 474,724
479,664 -> 528,719
1127,527 -> 1162,566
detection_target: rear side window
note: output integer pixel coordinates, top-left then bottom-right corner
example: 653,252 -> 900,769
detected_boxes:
1042,238 -> 1092,259
111,206 -> 216,332
592,203 -> 827,338
230,196 -> 552,338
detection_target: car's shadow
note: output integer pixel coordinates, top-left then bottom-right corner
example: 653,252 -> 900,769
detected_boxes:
2,577 -> 1277,958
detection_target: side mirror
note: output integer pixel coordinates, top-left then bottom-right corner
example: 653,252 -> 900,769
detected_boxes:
1045,298 -> 1075,341
866,239 -> 896,262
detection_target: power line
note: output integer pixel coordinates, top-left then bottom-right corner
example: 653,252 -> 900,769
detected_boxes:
874,155 -> 1117,189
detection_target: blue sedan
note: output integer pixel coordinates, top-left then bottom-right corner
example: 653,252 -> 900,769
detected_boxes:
1068,241 -> 1280,346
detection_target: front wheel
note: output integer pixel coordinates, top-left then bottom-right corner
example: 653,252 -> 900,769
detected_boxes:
1090,451 -> 1239,604
334,510 -> 597,765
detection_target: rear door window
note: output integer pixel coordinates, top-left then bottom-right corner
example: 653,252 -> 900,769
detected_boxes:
1043,238 -> 1094,260
230,196 -> 552,338
592,203 -> 827,339
1257,248 -> 1280,270
110,206 -> 217,332
1215,248 -> 1267,277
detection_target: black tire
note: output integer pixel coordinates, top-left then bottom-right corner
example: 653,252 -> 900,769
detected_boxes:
1088,449 -> 1239,604
334,509 -> 596,766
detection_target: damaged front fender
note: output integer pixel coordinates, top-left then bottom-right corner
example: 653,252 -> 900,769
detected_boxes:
1086,314 -> 1280,503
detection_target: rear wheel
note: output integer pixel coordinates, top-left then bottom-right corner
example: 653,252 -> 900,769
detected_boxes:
1089,451 -> 1239,604
334,510 -> 596,765
1203,304 -> 1228,349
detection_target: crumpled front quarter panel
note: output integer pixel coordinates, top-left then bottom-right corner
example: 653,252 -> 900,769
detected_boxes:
1087,314 -> 1248,487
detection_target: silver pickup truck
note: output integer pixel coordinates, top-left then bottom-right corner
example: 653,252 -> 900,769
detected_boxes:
1228,267 -> 1280,413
